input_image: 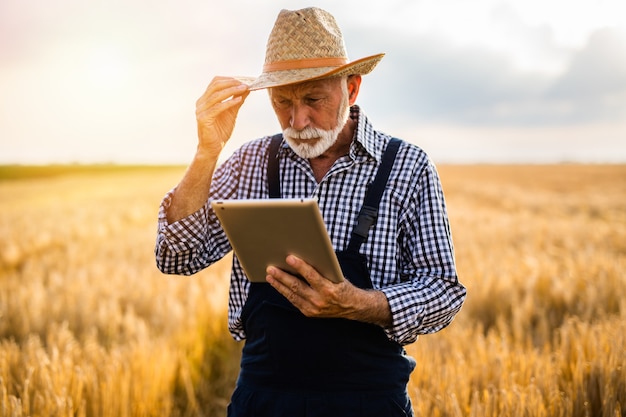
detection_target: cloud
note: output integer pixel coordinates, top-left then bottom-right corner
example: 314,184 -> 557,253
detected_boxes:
546,28 -> 626,121
347,23 -> 626,128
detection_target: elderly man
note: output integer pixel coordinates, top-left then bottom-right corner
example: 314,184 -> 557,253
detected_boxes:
156,7 -> 466,417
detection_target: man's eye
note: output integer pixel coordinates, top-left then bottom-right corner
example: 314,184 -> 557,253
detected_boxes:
305,98 -> 321,105
274,99 -> 290,108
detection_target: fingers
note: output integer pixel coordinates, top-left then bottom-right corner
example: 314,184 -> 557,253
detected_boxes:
286,255 -> 323,285
194,77 -> 250,152
207,76 -> 249,100
266,255 -> 341,317
266,265 -> 311,308
196,77 -> 249,116
266,255 -> 324,289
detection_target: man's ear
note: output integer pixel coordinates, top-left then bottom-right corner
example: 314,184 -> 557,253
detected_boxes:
347,75 -> 362,105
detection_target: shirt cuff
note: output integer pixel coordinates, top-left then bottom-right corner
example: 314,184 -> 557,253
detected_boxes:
157,188 -> 210,253
380,283 -> 422,345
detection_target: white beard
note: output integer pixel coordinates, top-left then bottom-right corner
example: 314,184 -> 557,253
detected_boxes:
283,89 -> 351,159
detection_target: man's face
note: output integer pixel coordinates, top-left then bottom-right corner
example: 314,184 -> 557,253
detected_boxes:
269,77 -> 349,159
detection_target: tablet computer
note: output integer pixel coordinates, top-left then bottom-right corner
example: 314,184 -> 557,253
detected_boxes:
211,198 -> 344,283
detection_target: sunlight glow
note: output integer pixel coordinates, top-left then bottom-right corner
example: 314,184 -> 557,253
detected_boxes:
86,45 -> 131,90
1,0 -> 625,164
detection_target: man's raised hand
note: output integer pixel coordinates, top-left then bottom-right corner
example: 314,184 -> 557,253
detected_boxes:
195,77 -> 249,157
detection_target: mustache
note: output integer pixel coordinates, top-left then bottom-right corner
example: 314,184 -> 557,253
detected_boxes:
283,126 -> 329,140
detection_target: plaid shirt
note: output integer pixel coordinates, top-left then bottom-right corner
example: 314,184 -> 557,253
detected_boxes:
155,106 -> 466,345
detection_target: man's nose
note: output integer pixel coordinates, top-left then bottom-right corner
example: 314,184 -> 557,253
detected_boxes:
290,104 -> 310,131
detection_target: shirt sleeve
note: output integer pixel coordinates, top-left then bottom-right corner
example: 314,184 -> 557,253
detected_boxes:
154,188 -> 227,275
380,159 -> 466,345
154,153 -> 242,276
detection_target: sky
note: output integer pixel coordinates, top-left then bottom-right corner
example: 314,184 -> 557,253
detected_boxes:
1,0 -> 625,164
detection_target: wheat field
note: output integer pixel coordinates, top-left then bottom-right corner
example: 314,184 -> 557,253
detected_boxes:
0,164 -> 624,417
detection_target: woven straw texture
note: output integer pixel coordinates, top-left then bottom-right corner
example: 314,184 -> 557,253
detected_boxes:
246,8 -> 384,90
265,8 -> 346,63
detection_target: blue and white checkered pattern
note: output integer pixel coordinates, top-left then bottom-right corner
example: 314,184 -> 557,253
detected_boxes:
155,106 -> 466,345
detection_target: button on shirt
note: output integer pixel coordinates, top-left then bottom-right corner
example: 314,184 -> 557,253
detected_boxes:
155,106 -> 466,346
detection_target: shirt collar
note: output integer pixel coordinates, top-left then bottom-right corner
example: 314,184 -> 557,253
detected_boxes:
349,105 -> 384,163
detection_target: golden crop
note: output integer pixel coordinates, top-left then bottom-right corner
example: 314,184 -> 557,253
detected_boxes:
0,164 -> 624,417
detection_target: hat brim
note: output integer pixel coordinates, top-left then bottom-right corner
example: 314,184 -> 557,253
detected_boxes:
235,53 -> 384,91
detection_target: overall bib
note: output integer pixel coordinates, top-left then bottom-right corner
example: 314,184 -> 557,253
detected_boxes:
227,137 -> 416,416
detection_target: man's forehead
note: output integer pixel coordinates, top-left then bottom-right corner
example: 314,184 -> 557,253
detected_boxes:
270,77 -> 342,96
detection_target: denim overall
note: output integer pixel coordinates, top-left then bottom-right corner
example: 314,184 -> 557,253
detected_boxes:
227,136 -> 415,416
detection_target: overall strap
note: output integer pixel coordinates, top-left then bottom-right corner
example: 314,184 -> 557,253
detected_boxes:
267,134 -> 283,199
347,138 -> 402,252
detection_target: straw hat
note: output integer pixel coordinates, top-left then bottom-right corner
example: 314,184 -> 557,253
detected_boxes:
241,7 -> 384,91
